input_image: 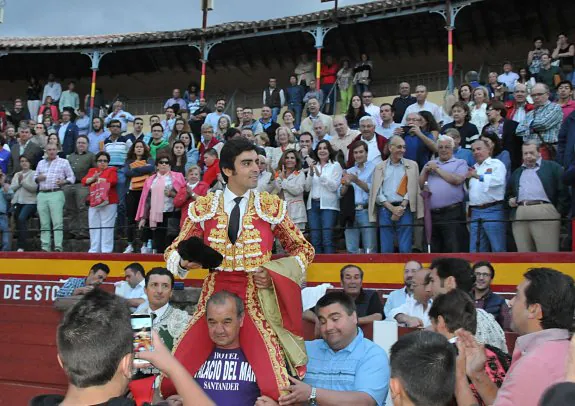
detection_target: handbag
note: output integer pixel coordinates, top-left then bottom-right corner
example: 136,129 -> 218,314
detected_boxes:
89,181 -> 110,208
535,132 -> 557,161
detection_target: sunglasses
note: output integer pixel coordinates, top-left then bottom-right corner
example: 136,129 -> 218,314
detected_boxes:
97,159 -> 109,163
109,125 -> 121,128
158,161 -> 170,165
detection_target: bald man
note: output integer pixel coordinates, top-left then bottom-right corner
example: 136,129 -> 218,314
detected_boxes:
391,82 -> 416,123
400,85 -> 443,126
385,260 -> 422,318
516,83 -> 563,150
388,268 -> 432,328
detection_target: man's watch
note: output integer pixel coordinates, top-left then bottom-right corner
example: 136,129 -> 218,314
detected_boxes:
309,387 -> 317,405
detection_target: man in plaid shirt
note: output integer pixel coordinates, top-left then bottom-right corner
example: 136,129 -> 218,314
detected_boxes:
516,83 -> 563,147
34,143 -> 75,252
56,263 -> 110,298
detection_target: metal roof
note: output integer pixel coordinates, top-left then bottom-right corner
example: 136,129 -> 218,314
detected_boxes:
0,0 -> 441,52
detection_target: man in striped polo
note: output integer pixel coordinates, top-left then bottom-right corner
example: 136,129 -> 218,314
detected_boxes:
103,119 -> 132,239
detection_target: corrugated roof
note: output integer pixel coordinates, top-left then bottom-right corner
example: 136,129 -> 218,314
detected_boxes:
0,0 -> 437,50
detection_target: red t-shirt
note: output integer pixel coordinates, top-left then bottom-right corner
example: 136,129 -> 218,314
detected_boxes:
320,63 -> 339,85
203,159 -> 221,188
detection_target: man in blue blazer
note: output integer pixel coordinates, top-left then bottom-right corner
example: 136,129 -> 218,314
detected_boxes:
57,109 -> 79,156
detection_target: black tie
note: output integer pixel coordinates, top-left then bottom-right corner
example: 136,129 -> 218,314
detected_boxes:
151,312 -> 157,323
228,197 -> 243,244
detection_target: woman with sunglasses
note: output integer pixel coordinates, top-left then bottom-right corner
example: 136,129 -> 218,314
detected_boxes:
82,151 -> 118,253
135,156 -> 186,254
123,140 -> 155,254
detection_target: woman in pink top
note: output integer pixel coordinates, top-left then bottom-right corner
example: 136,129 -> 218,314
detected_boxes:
136,156 -> 185,253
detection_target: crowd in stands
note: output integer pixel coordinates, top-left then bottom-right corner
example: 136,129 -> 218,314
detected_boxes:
1,33 -> 575,254
44,256 -> 575,406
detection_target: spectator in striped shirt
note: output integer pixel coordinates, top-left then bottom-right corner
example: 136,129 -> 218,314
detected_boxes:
516,83 -> 564,149
104,119 -> 133,238
55,263 -> 110,298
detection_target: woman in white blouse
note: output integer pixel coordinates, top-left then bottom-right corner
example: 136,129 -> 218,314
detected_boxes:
469,86 -> 489,131
304,140 -> 343,254
271,126 -> 298,170
275,149 -> 306,230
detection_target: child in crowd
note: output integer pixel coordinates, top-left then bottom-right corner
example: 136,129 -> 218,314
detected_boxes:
202,148 -> 221,188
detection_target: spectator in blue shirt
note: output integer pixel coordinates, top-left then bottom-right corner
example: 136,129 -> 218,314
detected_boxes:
87,117 -> 109,154
104,101 -> 135,133
0,169 -> 13,251
402,112 -> 437,170
75,109 -> 91,136
0,135 -> 10,174
286,74 -> 306,130
55,263 -> 110,298
163,88 -> 187,114
276,291 -> 389,406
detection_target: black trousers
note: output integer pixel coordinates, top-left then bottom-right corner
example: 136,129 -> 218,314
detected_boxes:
430,202 -> 469,253
126,190 -> 150,245
152,211 -> 174,254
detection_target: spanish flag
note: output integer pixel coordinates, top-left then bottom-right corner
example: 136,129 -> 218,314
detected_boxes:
396,174 -> 408,197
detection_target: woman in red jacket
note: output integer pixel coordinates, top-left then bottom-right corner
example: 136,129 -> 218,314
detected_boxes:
82,151 -> 118,253
173,165 -> 209,227
38,96 -> 59,122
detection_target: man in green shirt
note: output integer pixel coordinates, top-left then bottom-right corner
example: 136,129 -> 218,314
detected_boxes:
59,81 -> 80,113
64,136 -> 95,238
149,123 -> 170,159
536,53 -> 564,96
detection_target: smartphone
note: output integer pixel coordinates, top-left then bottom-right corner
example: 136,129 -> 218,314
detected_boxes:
402,125 -> 412,133
131,314 -> 153,368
